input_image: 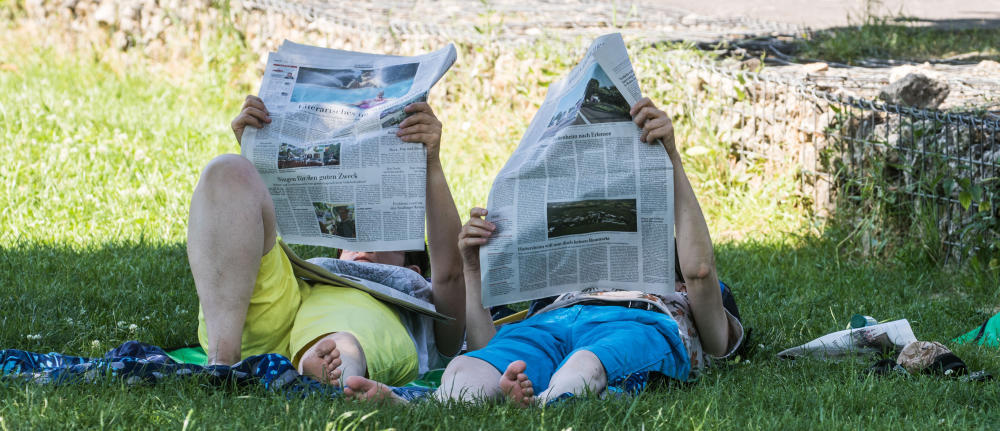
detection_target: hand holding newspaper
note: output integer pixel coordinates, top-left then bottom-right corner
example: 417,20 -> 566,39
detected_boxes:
480,34 -> 675,307
238,41 -> 457,319
240,41 -> 456,252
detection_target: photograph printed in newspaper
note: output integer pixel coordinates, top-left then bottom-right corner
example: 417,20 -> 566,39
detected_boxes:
480,33 -> 675,307
240,41 -> 456,251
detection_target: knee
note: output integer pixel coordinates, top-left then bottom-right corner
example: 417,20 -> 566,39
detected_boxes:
567,350 -> 606,381
196,154 -> 263,195
444,355 -> 492,376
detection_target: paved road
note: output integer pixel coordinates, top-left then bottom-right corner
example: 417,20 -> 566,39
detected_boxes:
577,106 -> 629,124
654,0 -> 1000,30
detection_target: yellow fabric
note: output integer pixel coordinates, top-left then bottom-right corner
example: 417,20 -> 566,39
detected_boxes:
494,309 -> 529,326
198,244 -> 302,360
292,284 -> 418,387
197,243 -> 417,386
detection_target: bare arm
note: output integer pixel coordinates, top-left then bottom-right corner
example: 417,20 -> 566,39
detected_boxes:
457,207 -> 498,350
398,102 -> 465,356
631,98 -> 731,356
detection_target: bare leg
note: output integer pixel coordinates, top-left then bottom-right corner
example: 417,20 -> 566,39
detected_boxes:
434,355 -> 503,403
343,376 -> 406,403
188,154 -> 277,365
298,332 -> 366,386
536,350 -> 607,404
499,360 -> 535,407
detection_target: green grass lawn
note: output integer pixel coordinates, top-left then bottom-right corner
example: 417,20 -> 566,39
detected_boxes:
2,18 -> 1000,430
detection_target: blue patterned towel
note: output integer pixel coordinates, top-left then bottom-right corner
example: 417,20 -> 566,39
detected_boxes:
0,341 -> 432,402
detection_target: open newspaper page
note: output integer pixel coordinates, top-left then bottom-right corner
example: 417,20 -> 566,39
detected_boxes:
480,33 -> 674,307
241,41 -> 456,251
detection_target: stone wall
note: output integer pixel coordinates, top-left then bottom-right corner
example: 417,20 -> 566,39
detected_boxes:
15,0 -> 486,68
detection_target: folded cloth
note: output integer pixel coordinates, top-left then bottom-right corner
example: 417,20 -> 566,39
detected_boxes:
897,341 -> 966,376
953,312 -> 1000,348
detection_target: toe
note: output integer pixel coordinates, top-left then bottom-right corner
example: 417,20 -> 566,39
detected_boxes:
330,358 -> 343,371
316,337 -> 338,356
324,348 -> 341,360
503,360 -> 527,379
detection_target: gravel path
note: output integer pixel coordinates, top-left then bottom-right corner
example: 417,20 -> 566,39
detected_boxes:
649,0 -> 1000,30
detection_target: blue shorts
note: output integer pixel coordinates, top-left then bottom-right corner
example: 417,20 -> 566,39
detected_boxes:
464,304 -> 691,390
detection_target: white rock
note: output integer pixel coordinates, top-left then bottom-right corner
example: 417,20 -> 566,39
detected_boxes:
93,1 -> 116,25
802,62 -> 828,74
889,64 -> 941,83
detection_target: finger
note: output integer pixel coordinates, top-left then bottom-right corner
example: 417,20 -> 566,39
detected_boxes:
243,96 -> 268,114
399,112 -> 439,129
404,102 -> 432,114
470,207 -> 488,218
399,133 -> 439,144
459,237 -> 490,249
646,120 -> 673,143
243,106 -> 271,124
642,106 -> 665,120
466,217 -> 495,231
242,95 -> 267,114
629,97 -> 652,116
397,123 -> 435,137
632,106 -> 662,127
241,95 -> 256,109
462,225 -> 495,238
459,234 -> 491,248
643,116 -> 669,134
630,97 -> 653,117
631,107 -> 654,128
640,128 -> 649,143
398,128 -> 440,142
237,114 -> 263,130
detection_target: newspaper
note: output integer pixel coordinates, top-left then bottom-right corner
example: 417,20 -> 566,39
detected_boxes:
480,33 -> 675,307
241,41 -> 457,251
777,319 -> 918,359
278,241 -> 450,321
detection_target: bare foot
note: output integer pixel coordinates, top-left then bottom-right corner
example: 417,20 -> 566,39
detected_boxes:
499,360 -> 534,407
300,336 -> 343,385
343,375 -> 406,404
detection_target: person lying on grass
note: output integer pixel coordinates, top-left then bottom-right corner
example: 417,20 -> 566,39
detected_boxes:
187,95 -> 465,387
342,98 -> 745,405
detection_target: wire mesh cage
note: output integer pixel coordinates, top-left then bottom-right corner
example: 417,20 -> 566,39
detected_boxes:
661,57 -> 999,262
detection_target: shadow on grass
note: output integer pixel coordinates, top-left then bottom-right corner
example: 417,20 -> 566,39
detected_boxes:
0,240 -> 198,355
1,235 -> 996,360
0,236 -> 998,428
0,240 -> 355,355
